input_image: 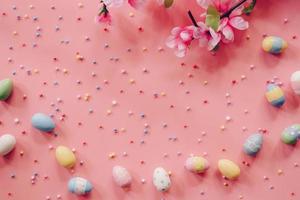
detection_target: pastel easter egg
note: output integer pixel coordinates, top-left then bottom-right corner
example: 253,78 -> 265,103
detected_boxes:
281,124 -> 300,145
243,133 -> 263,156
0,78 -> 13,101
0,134 -> 16,156
265,84 -> 285,107
218,159 -> 240,180
153,167 -> 171,192
31,113 -> 55,132
55,146 -> 76,168
112,165 -> 132,187
262,36 -> 288,54
185,156 -> 209,173
68,177 -> 93,195
290,71 -> 300,95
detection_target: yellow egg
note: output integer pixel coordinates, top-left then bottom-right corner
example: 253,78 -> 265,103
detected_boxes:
55,146 -> 76,168
218,159 -> 240,180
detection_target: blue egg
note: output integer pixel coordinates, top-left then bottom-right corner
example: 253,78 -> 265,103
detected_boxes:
243,133 -> 263,156
68,177 -> 93,195
31,113 -> 55,132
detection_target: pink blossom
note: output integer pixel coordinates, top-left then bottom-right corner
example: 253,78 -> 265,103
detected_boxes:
166,26 -> 195,57
193,22 -> 221,51
96,12 -> 112,25
128,0 -> 146,8
197,0 -> 249,43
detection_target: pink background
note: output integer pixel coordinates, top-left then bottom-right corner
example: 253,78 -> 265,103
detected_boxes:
1,0 -> 300,199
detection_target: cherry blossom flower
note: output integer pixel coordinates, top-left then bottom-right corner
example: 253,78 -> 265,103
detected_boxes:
166,26 -> 195,57
197,0 -> 249,43
193,22 -> 221,50
96,11 -> 112,24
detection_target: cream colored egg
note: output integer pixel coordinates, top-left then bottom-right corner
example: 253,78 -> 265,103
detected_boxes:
0,134 -> 16,156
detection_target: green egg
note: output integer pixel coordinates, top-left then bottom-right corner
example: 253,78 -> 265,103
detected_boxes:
0,78 -> 13,101
281,124 -> 300,145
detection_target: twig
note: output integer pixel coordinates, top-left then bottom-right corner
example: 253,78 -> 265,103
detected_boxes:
188,0 -> 249,26
188,10 -> 199,27
220,0 -> 247,18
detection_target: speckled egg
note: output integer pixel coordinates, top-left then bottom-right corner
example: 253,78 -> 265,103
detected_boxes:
31,113 -> 55,132
218,159 -> 240,180
262,36 -> 288,54
243,133 -> 263,156
0,78 -> 13,101
112,165 -> 132,187
55,146 -> 76,168
265,84 -> 285,107
0,134 -> 16,156
153,167 -> 171,192
185,156 -> 209,173
290,71 -> 300,95
281,124 -> 300,145
68,177 -> 93,195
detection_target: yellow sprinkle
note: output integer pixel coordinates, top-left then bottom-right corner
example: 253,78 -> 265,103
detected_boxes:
220,125 -> 226,131
13,31 -> 18,36
120,128 -> 126,132
76,53 -> 84,61
203,81 -> 208,85
277,169 -> 283,175
142,47 -> 148,52
161,92 -> 166,97
168,171 -> 172,176
33,69 -> 39,74
107,110 -> 112,115
109,152 -> 116,159
129,79 -> 135,84
63,69 -> 68,74
129,12 -> 134,17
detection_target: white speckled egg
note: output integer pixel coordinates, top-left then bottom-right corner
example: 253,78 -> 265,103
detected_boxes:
153,167 -> 171,192
0,134 -> 16,156
291,71 -> 300,95
112,165 -> 132,187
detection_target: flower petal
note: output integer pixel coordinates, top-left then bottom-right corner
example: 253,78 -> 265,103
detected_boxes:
180,30 -> 193,42
222,25 -> 234,43
171,27 -> 181,35
196,0 -> 212,9
175,49 -> 186,57
229,16 -> 249,30
128,0 -> 146,9
208,28 -> 221,50
165,36 -> 177,48
218,18 -> 229,31
103,0 -> 124,7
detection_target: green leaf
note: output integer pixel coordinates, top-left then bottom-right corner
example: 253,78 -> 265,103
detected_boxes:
164,0 -> 174,8
243,0 -> 256,15
205,5 -> 220,31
